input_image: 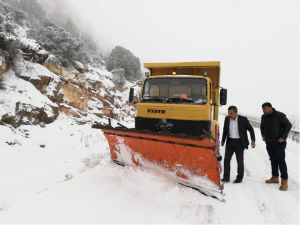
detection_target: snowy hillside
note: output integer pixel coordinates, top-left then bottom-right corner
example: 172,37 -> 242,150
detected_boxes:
0,62 -> 138,128
0,115 -> 298,224
0,0 -> 142,129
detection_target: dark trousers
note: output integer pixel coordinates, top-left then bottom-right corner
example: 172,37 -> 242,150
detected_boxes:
223,138 -> 244,180
266,142 -> 288,179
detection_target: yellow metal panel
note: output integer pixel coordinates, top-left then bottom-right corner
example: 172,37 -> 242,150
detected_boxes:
136,103 -> 211,121
146,75 -> 207,79
144,61 -> 220,68
144,61 -> 220,89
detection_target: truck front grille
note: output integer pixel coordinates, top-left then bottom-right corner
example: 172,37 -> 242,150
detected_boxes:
135,117 -> 211,137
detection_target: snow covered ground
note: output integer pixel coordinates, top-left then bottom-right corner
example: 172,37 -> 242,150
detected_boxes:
0,115 -> 299,224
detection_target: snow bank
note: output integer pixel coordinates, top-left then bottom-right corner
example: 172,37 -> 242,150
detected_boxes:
0,70 -> 57,118
0,114 -> 108,216
21,61 -> 59,81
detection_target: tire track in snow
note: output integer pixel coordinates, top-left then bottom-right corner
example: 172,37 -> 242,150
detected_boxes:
174,197 -> 217,224
205,205 -> 215,223
244,137 -> 298,224
248,181 -> 290,224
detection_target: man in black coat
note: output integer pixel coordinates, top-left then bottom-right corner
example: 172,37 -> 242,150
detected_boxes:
221,106 -> 256,183
260,102 -> 292,191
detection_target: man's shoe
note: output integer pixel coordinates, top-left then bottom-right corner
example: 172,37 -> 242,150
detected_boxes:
233,179 -> 242,183
221,178 -> 230,183
279,179 -> 288,191
265,176 -> 279,184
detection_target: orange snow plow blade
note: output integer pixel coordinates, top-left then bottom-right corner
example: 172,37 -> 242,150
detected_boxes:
99,126 -> 222,193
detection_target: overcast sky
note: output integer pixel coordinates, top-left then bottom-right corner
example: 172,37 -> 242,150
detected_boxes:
69,0 -> 299,118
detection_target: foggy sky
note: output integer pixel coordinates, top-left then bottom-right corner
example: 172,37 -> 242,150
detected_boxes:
68,0 -> 299,118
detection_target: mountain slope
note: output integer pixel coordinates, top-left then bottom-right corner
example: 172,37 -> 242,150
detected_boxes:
0,0 -> 141,129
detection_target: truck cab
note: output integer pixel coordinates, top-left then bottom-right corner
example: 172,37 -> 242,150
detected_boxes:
131,61 -> 227,138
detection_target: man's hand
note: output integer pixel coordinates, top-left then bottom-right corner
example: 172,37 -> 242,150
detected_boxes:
251,141 -> 256,148
277,138 -> 286,143
221,141 -> 225,146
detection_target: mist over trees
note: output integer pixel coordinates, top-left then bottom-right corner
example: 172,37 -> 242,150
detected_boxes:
9,0 -> 46,21
0,0 -> 143,82
0,0 -> 103,68
27,18 -> 103,67
106,46 -> 142,82
64,18 -> 79,36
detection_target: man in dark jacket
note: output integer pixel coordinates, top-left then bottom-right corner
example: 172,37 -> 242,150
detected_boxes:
221,106 -> 256,183
260,102 -> 292,191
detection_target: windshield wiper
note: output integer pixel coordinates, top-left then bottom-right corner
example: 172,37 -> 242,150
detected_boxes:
142,96 -> 166,102
165,97 -> 194,103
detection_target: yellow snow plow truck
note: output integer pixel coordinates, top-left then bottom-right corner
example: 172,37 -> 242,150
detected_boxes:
96,61 -> 227,200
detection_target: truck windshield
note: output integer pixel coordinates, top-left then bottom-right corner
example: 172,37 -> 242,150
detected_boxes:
142,78 -> 207,104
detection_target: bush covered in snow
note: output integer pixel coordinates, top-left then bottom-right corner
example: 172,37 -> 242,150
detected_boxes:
111,68 -> 125,85
28,21 -> 86,67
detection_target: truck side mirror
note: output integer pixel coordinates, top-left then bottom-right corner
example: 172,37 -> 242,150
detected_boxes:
220,88 -> 227,105
129,87 -> 134,103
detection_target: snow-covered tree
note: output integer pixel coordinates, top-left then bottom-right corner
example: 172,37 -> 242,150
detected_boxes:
106,46 -> 142,81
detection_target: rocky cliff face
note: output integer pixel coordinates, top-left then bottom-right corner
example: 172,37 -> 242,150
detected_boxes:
0,55 -> 6,76
0,56 -> 139,128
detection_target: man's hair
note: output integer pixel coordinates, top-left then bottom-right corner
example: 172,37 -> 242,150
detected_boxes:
262,102 -> 272,108
228,105 -> 238,113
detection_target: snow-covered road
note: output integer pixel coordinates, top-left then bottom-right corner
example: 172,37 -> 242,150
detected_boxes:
0,115 -> 299,224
